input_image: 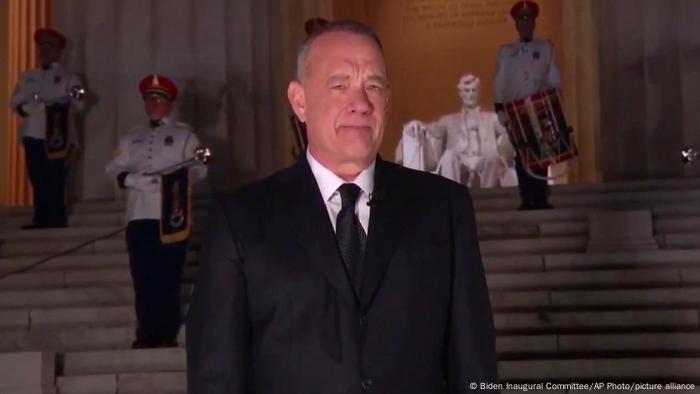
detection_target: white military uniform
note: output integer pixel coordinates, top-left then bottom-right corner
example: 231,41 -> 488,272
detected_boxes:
395,108 -> 517,188
493,38 -> 561,104
9,62 -> 84,142
105,118 -> 207,223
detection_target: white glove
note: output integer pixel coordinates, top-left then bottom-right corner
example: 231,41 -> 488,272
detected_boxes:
124,173 -> 161,192
20,101 -> 44,115
403,120 -> 426,138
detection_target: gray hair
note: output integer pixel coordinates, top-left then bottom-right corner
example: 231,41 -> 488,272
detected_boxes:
295,19 -> 384,80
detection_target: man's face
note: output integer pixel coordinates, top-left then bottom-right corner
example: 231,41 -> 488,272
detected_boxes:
515,14 -> 536,41
458,79 -> 479,108
287,31 -> 390,175
37,39 -> 63,66
144,94 -> 173,121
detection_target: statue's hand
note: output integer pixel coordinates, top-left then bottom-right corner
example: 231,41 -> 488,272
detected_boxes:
403,120 -> 426,138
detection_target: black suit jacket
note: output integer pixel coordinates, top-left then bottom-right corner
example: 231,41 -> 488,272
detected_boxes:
187,156 -> 498,394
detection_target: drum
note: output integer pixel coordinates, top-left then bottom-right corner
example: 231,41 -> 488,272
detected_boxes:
496,88 -> 577,173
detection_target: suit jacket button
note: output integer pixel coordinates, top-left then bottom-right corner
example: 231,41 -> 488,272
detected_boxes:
362,379 -> 373,390
359,316 -> 367,327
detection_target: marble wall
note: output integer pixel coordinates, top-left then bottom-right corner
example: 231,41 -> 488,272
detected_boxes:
597,0 -> 700,180
53,0 -> 331,200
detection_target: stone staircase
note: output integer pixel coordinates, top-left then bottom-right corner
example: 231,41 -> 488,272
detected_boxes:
3,178 -> 700,393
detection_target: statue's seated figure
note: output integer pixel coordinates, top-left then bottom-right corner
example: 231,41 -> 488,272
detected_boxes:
395,74 -> 517,188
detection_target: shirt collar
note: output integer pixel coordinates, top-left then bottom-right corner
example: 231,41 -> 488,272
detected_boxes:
41,62 -> 61,71
306,150 -> 375,202
148,116 -> 172,129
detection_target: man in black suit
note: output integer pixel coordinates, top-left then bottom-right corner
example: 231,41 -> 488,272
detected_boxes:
187,20 -> 498,394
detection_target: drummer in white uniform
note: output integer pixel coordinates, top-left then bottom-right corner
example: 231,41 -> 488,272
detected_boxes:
105,74 -> 207,348
494,0 -> 561,209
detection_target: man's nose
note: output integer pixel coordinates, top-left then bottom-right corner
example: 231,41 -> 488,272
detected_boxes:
348,87 -> 374,114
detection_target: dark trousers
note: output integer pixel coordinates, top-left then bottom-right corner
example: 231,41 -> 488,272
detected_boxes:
22,137 -> 67,226
126,220 -> 188,344
515,156 -> 549,208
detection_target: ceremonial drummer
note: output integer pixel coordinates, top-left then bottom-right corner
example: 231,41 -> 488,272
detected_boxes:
10,28 -> 85,228
105,74 -> 207,349
494,0 -> 561,210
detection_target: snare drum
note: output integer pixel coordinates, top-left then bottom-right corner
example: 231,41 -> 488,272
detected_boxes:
496,88 -> 577,172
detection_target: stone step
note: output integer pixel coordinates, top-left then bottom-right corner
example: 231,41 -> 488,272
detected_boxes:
0,235 -> 204,259
0,226 -> 125,241
480,236 -> 587,256
655,217 -> 700,233
0,252 -> 197,275
484,252 -> 696,275
57,372 -> 187,394
483,255 -> 545,273
661,233 -> 700,249
28,306 -> 135,328
487,268 -> 686,290
0,212 -> 124,229
0,326 -> 135,353
62,348 -> 186,376
521,249 -> 700,272
497,332 -> 700,356
0,237 -> 127,258
495,309 -> 699,333
0,267 -> 197,290
499,357 -> 700,381
0,285 -> 192,309
475,189 -> 700,211
490,287 -> 700,311
474,177 -> 700,197
0,254 -> 130,275
0,287 -> 134,309
476,205 -> 700,229
493,309 -> 700,334
475,208 -> 588,224
477,221 -> 587,239
557,332 -> 700,355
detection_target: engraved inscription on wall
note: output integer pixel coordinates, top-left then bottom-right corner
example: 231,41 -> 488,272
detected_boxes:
403,0 -> 513,31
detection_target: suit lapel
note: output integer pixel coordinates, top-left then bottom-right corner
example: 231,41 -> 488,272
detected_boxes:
359,158 -> 410,312
283,158 -> 359,310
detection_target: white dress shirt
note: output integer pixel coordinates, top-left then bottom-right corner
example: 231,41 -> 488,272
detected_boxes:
306,150 -> 374,234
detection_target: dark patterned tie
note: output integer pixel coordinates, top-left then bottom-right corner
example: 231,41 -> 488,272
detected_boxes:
336,183 -> 367,290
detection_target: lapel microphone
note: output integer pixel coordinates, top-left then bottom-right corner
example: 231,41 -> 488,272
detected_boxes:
367,190 -> 385,207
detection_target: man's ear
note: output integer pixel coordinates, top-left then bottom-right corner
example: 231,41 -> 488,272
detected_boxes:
287,81 -> 307,122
